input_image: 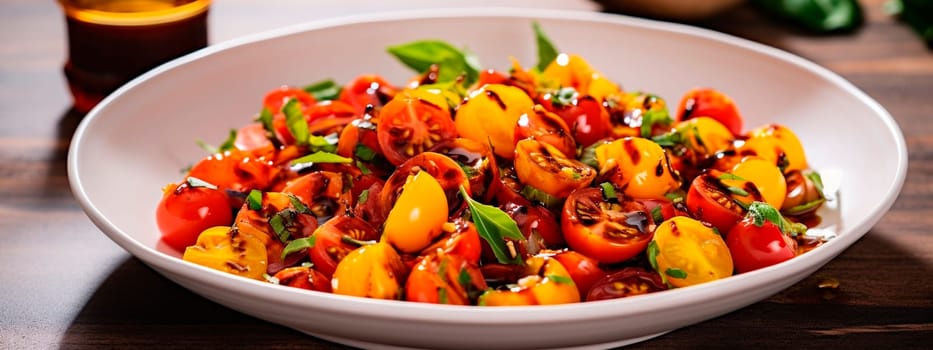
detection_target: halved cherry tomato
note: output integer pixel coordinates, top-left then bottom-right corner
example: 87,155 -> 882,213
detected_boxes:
233,191 -> 316,274
235,123 -> 275,157
562,187 -> 654,264
331,241 -> 407,299
514,104 -> 577,158
156,180 -> 233,251
429,138 -> 499,203
550,250 -> 607,299
637,198 -> 690,224
420,218 -> 483,264
651,216 -> 733,288
383,171 -> 449,253
273,266 -> 332,293
187,149 -> 279,194
377,89 -> 457,166
676,87 -> 743,136
379,152 -> 469,219
721,158 -> 787,209
478,255 -> 580,306
338,74 -> 397,114
514,138 -> 596,198
281,171 -> 347,222
585,267 -> 666,301
727,205 -> 798,274
594,137 -> 680,199
405,251 -> 486,305
686,172 -> 746,233
308,216 -> 379,278
781,170 -> 825,217
500,195 -> 564,249
351,178 -> 386,229
182,226 -> 267,280
604,92 -> 669,138
455,84 -> 535,159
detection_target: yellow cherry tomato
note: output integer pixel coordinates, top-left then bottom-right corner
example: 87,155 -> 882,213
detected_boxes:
183,226 -> 268,280
604,92 -> 668,139
541,54 -> 619,99
479,255 -> 580,306
455,84 -> 534,159
651,217 -> 733,288
739,124 -> 807,173
331,241 -> 407,299
514,138 -> 596,198
383,171 -> 449,253
676,116 -> 735,156
594,137 -> 680,199
722,158 -> 787,209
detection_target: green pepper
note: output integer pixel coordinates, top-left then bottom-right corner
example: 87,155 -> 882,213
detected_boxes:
753,0 -> 863,32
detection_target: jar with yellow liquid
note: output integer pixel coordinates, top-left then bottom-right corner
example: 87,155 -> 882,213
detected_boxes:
58,0 -> 211,113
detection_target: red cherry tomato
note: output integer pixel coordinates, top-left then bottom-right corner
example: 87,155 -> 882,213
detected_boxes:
676,87 -> 743,136
187,149 -> 278,194
263,86 -> 316,114
235,123 -> 275,157
585,267 -> 666,301
273,266 -> 332,293
727,211 -> 798,273
338,74 -> 397,114
562,187 -> 654,264
500,197 -> 564,248
540,91 -> 611,148
405,252 -> 486,305
156,181 -> 233,251
309,216 -> 379,278
685,173 -> 746,233
551,250 -> 607,299
429,138 -> 500,203
376,91 -> 457,166
637,198 -> 690,223
420,218 -> 482,265
281,171 -> 347,221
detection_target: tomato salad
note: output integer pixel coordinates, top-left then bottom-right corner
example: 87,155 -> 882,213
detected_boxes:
156,24 -> 830,305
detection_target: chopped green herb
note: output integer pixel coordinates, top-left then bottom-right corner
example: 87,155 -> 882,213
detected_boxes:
290,151 -> 353,167
727,186 -> 750,196
718,173 -> 746,181
308,133 -> 339,153
640,109 -> 671,138
281,235 -> 316,259
246,189 -> 262,210
186,176 -> 218,190
256,107 -> 274,133
546,274 -> 575,285
356,159 -> 372,175
550,87 -> 578,108
458,268 -> 472,288
533,21 -> 559,72
287,194 -> 310,214
747,201 -> 785,229
460,186 -> 524,265
665,267 -> 688,279
599,182 -> 617,200
783,198 -> 826,216
354,144 -> 377,161
804,170 -> 825,194
651,131 -> 683,147
438,287 -> 449,304
303,79 -> 342,101
520,185 -> 563,210
651,206 -> 664,224
196,129 -> 237,154
357,189 -> 370,205
283,98 -> 309,146
269,214 -> 289,242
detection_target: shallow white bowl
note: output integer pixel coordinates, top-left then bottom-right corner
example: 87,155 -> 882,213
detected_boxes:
68,8 -> 907,350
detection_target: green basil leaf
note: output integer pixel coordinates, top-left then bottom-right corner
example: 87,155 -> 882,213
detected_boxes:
386,40 -> 479,86
665,267 -> 688,279
647,240 -> 660,271
651,131 -> 683,147
651,206 -> 664,225
640,108 -> 671,138
804,170 -> 825,194
308,133 -> 339,153
783,198 -> 826,216
520,185 -> 563,211
459,186 -> 524,265
356,160 -> 372,175
256,107 -> 274,133
727,186 -> 750,197
269,213 -> 289,242
303,79 -> 342,101
599,182 -> 617,200
186,176 -> 218,190
354,144 -> 377,161
290,151 -> 353,168
246,189 -> 263,210
753,0 -> 863,32
283,98 -> 309,146
718,173 -> 747,181
546,274 -> 575,285
438,287 -> 449,304
281,235 -> 316,259
747,201 -> 785,230
196,129 -> 237,154
550,87 -> 578,108
533,21 -> 559,72
287,194 -> 310,214
358,189 -> 369,205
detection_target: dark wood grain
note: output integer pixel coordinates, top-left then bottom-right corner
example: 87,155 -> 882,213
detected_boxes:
1,0 -> 930,349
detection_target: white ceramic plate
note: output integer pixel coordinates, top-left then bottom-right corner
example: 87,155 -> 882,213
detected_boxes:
68,8 -> 907,350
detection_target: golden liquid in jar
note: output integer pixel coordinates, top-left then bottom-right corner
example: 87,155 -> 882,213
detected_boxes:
59,0 -> 211,113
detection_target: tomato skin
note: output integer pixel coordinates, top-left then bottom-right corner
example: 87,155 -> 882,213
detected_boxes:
379,152 -> 469,219
156,182 -> 233,251
478,255 -> 580,306
187,149 -> 278,195
429,138 -> 499,203
686,173 -> 746,233
501,197 -> 564,249
383,171 -> 449,253
281,171 -> 346,221
263,86 -> 316,114
420,218 -> 482,265
539,91 -> 611,148
235,123 -> 275,157
676,87 -> 743,136
551,250 -> 607,299
585,267 -> 666,301
593,137 -> 680,200
308,216 -> 379,278
514,138 -> 596,198
652,216 -> 733,288
273,266 -> 332,293
331,242 -> 407,299
514,105 -> 577,159
405,252 -> 486,305
377,89 -> 457,166
338,74 -> 397,115
561,187 -> 654,264
726,216 -> 797,273
455,84 -> 535,159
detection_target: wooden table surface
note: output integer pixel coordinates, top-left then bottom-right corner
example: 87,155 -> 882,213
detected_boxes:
1,0 -> 930,348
